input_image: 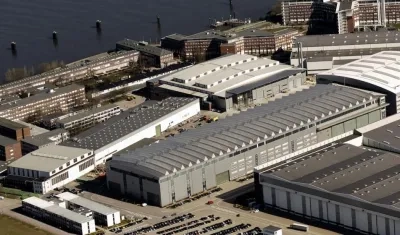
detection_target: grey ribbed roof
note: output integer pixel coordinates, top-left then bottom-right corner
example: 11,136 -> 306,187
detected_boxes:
110,84 -> 383,179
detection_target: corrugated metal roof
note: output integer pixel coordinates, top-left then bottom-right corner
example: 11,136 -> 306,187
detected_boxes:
110,84 -> 383,179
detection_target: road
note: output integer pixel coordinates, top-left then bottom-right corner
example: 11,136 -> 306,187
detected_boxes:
82,180 -> 340,235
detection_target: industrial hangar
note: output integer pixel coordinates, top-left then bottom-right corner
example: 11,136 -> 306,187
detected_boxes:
152,54 -> 306,111
255,114 -> 400,235
62,97 -> 200,165
318,51 -> 400,115
291,31 -> 400,74
107,84 -> 388,207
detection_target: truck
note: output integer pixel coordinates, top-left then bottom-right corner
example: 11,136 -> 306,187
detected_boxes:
290,223 -> 309,232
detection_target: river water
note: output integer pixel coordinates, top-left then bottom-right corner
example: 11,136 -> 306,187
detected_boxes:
0,0 -> 274,81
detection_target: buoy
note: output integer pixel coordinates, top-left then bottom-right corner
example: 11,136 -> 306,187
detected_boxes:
157,16 -> 161,25
96,20 -> 102,29
52,31 -> 58,40
11,42 -> 16,51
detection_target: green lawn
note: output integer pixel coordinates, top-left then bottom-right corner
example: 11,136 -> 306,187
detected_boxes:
0,215 -> 53,235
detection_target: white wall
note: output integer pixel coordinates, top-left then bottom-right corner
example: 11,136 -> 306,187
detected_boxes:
39,158 -> 95,194
106,212 -> 121,227
81,220 -> 96,235
261,184 -> 400,235
94,100 -> 200,164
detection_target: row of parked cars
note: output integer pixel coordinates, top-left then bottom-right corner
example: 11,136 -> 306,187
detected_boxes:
124,214 -> 194,235
210,223 -> 252,235
200,219 -> 233,233
160,215 -> 221,235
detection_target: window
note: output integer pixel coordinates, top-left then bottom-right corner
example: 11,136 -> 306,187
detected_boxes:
81,155 -> 84,160
59,166 -> 63,170
66,162 -> 70,167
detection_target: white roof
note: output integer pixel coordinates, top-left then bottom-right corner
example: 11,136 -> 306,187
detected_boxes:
320,51 -> 400,94
160,54 -> 291,95
23,197 -> 93,224
57,192 -> 119,215
9,145 -> 92,173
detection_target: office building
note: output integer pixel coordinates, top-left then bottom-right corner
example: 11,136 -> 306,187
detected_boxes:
0,50 -> 139,97
106,84 -> 387,207
281,0 -> 336,26
22,197 -> 95,235
56,192 -> 121,227
116,39 -> 174,68
21,129 -> 69,155
7,145 -> 94,194
318,51 -> 400,115
291,31 -> 400,74
153,54 -> 306,111
161,28 -> 299,60
0,136 -> 22,161
62,97 -> 200,165
0,118 -> 31,141
56,104 -> 121,135
0,84 -> 86,121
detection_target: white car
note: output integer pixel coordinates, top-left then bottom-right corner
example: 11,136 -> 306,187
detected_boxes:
0,196 -> 4,200
142,203 -> 147,207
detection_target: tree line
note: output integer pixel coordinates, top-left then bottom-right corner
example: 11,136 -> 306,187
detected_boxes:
4,60 -> 65,83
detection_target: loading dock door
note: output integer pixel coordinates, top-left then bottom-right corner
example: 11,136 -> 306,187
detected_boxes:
216,171 -> 230,185
155,124 -> 161,137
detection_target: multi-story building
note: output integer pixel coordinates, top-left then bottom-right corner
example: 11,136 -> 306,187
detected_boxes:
161,28 -> 299,60
0,118 -> 31,141
0,51 -> 139,97
281,0 -> 337,26
22,197 -> 95,235
116,39 -> 174,68
336,0 -> 400,34
0,84 -> 86,121
56,104 -> 121,135
7,145 -> 94,194
21,129 -> 69,155
0,136 -> 22,161
56,192 -> 121,227
107,84 -> 387,207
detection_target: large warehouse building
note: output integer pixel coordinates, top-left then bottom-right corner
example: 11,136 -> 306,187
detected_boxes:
291,31 -> 400,74
318,51 -> 400,115
62,97 -> 200,165
107,84 -> 388,207
152,54 -> 306,111
256,143 -> 400,235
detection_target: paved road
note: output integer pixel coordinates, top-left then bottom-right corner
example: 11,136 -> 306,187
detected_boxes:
0,198 -> 71,235
82,180 -> 340,235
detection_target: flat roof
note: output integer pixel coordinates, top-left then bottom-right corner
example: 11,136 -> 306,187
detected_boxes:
291,47 -> 400,60
0,135 -> 18,147
0,84 -> 84,112
21,129 -> 68,147
61,97 -> 197,151
158,84 -> 208,98
58,104 -> 119,125
117,39 -> 172,56
259,143 -> 400,218
14,120 -> 49,136
110,84 -> 384,179
56,192 -> 118,215
0,118 -> 28,130
319,51 -> 400,94
9,145 -> 91,172
362,115 -> 400,150
23,197 -> 93,224
294,31 -> 400,48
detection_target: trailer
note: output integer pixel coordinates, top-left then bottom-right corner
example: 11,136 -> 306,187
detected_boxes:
290,223 -> 309,232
